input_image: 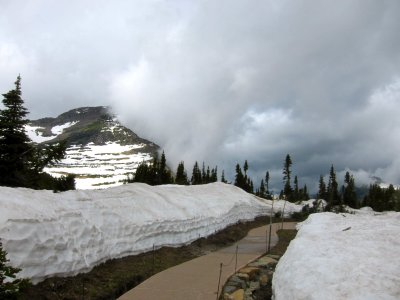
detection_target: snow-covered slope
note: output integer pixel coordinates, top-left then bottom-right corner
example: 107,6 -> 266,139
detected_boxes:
43,142 -> 152,189
272,211 -> 400,300
0,183 -> 305,283
26,106 -> 159,189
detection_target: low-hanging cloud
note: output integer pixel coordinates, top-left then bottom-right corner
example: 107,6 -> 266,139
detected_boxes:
1,0 -> 400,192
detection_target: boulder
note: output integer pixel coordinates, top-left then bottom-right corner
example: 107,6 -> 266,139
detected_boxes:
237,267 -> 260,280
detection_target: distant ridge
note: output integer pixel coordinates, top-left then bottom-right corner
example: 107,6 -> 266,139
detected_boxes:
26,106 -> 159,189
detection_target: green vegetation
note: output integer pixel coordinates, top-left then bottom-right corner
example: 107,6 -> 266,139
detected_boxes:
0,76 -> 75,191
0,241 -> 30,299
363,183 -> 400,212
269,229 -> 297,256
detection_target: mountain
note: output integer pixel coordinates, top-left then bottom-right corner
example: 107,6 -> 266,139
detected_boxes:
26,106 -> 159,189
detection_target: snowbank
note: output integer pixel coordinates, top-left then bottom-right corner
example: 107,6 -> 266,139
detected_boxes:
0,183 -> 305,283
273,212 -> 400,300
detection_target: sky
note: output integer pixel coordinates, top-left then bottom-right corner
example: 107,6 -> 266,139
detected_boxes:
1,0 -> 400,193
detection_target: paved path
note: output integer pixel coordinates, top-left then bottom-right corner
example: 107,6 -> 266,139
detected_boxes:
118,222 -> 296,300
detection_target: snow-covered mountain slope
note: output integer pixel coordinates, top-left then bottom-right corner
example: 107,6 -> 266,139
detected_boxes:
25,106 -> 159,189
0,183 -> 306,283
272,211 -> 400,300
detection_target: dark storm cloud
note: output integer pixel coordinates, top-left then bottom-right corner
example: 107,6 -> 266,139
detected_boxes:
1,0 -> 400,192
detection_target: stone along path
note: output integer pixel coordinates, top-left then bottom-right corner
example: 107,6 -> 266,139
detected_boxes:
118,222 -> 296,300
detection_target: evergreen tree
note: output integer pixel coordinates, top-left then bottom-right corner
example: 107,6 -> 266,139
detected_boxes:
293,175 -> 299,200
158,151 -> 172,184
318,175 -> 327,200
175,161 -> 189,185
234,163 -> 245,189
363,183 -> 398,212
201,162 -> 206,183
302,184 -> 310,200
191,161 -> 202,185
131,161 -> 150,183
0,76 -> 32,187
283,154 -> 293,201
210,166 -> 218,182
342,171 -> 357,208
206,166 -> 211,183
265,171 -> 270,194
0,240 -> 30,298
243,160 -> 248,176
259,179 -> 266,198
327,165 -> 341,209
221,170 -> 227,183
0,76 -> 73,190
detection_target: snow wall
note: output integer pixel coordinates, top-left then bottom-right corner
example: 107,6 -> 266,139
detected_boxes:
272,211 -> 400,300
0,182 -> 305,283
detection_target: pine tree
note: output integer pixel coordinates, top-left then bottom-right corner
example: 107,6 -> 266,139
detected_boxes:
318,175 -> 327,200
0,76 -> 32,186
234,163 -> 245,189
210,166 -> 218,182
0,240 -> 30,298
205,166 -> 211,183
343,171 -> 357,208
221,170 -> 227,183
0,76 -> 73,190
363,183 -> 398,212
265,171 -> 270,194
283,154 -> 293,201
243,160 -> 248,176
259,179 -> 266,198
191,161 -> 202,185
293,175 -> 299,201
158,151 -> 172,184
201,162 -> 206,183
175,161 -> 189,185
302,184 -> 310,200
327,165 -> 341,209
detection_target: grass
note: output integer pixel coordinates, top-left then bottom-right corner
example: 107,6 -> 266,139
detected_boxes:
18,216 -> 289,300
269,229 -> 297,256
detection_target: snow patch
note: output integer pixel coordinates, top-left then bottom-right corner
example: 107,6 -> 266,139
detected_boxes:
51,121 -> 78,135
0,183 -> 308,283
25,125 -> 54,143
44,142 -> 151,189
272,212 -> 400,300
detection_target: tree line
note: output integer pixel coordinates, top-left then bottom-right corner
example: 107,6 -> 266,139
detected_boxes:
1,76 -> 398,213
127,152 -> 222,186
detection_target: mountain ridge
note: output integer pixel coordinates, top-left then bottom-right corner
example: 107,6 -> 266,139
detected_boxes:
25,106 -> 159,189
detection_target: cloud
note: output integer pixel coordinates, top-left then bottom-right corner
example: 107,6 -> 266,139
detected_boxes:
1,0 -> 400,192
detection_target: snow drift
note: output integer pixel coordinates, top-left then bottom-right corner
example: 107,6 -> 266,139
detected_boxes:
0,182 -> 305,283
273,211 -> 400,300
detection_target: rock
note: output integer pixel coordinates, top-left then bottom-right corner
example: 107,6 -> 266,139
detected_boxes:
248,280 -> 260,292
251,256 -> 278,267
230,288 -> 244,300
259,274 -> 269,286
224,293 -> 234,300
229,275 -> 246,289
223,285 -> 238,294
266,254 -> 280,260
238,267 -> 260,280
236,273 -> 250,281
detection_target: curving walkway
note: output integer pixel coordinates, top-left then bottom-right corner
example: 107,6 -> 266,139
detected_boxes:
118,222 -> 296,300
